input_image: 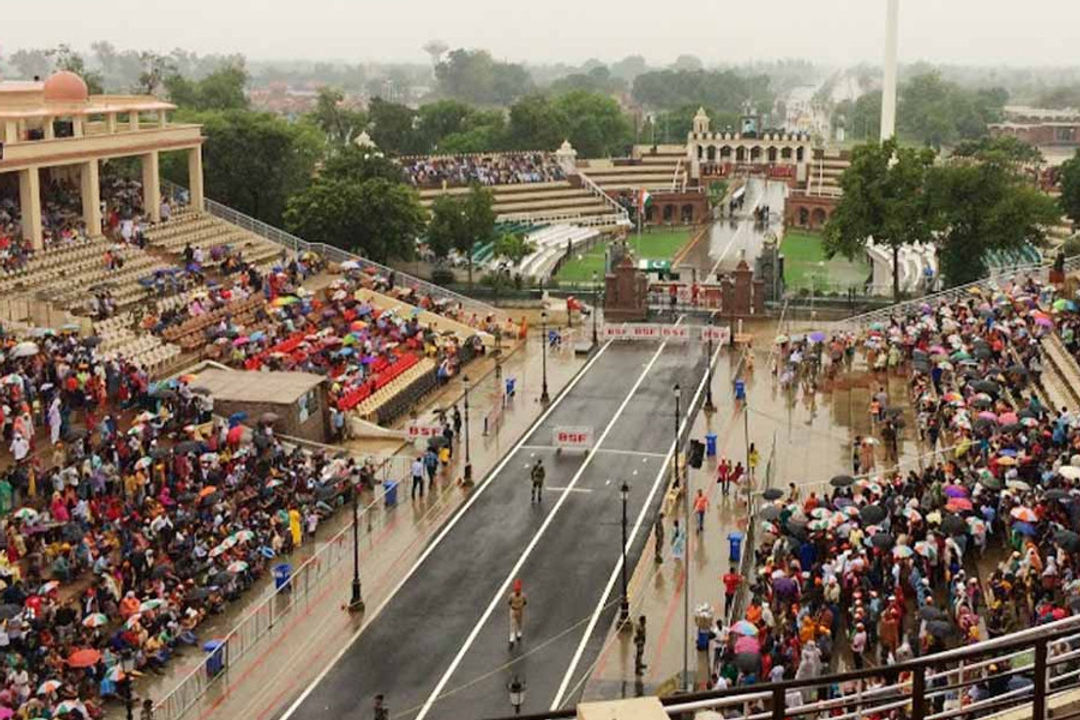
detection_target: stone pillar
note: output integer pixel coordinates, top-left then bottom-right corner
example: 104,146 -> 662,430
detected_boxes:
188,146 -> 205,211
752,278 -> 765,315
81,160 -> 102,237
72,118 -> 84,137
141,151 -> 161,222
18,168 -> 43,250
721,276 -> 735,314
158,110 -> 168,128
129,112 -> 140,132
881,0 -> 900,140
106,113 -> 117,134
44,117 -> 55,140
733,260 -> 753,316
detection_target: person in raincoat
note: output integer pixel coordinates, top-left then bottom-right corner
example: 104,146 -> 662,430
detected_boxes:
671,519 -> 685,561
288,508 -> 302,546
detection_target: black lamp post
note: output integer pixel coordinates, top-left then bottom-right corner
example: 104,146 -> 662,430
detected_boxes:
349,477 -> 364,612
704,316 -> 716,413
592,270 -> 600,345
540,310 -> 550,404
673,384 -> 681,488
619,480 -> 630,626
120,647 -> 135,720
463,375 -> 472,484
508,676 -> 526,715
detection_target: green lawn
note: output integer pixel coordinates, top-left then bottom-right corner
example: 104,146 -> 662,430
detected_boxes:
782,229 -> 869,292
553,227 -> 694,285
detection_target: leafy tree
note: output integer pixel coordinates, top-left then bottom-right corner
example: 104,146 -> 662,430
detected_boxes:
434,49 -> 533,105
8,48 -> 52,80
163,110 -> 321,225
549,66 -> 626,95
284,178 -> 426,262
492,233 -> 535,264
308,86 -> 368,149
415,100 -> 476,151
823,139 -> 937,302
610,55 -> 649,84
165,63 -> 249,111
952,135 -> 1044,169
367,97 -> 421,155
631,69 -> 772,115
427,185 -> 496,287
707,180 -> 728,209
1060,149 -> 1080,227
832,93 -> 881,143
671,55 -> 704,72
136,52 -> 176,95
926,148 -> 1059,285
553,91 -> 632,157
505,95 -> 568,151
320,145 -> 403,184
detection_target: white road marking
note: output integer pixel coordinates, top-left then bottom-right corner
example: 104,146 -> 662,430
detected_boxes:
519,445 -> 667,459
549,338 -> 722,710
411,328 -> 680,720
544,486 -> 593,494
279,340 -> 614,720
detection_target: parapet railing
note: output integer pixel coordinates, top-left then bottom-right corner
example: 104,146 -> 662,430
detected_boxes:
483,612 -> 1080,720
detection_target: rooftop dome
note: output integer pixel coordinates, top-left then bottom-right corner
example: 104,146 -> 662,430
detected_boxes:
43,71 -> 89,103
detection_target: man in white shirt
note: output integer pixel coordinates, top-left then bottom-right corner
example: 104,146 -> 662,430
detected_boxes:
9,433 -> 29,463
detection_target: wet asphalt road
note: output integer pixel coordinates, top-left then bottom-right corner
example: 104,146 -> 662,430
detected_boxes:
281,341 -> 708,720
676,178 -> 788,282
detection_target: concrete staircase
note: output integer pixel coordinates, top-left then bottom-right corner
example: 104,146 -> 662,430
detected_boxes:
1039,333 -> 1080,410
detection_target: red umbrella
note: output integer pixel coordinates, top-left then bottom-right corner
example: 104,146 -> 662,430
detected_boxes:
198,486 -> 218,499
946,497 -> 974,513
226,425 -> 244,445
67,648 -> 102,668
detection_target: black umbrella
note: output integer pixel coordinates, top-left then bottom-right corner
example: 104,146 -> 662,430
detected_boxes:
942,514 -> 967,536
1045,489 -> 1071,501
971,397 -> 993,409
734,652 -> 761,674
209,572 -> 232,586
150,447 -> 171,459
1055,530 -> 1080,552
1001,423 -> 1022,434
190,386 -> 212,396
62,427 -> 87,442
919,606 -> 949,621
870,533 -> 895,549
82,336 -> 101,347
973,418 -> 994,431
151,565 -> 172,579
0,605 -> 21,620
830,475 -> 854,488
260,412 -> 281,425
885,406 -> 904,417
859,504 -> 887,524
760,506 -> 781,522
151,388 -> 178,400
973,380 -> 1000,395
762,488 -> 784,501
175,441 -> 202,455
186,587 -> 215,602
926,620 -> 957,639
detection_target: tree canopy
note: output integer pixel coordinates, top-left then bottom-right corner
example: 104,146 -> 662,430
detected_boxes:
824,139 -> 937,301
1060,149 -> 1080,227
426,185 -> 497,286
434,49 -> 533,105
631,68 -> 773,114
165,63 -> 249,111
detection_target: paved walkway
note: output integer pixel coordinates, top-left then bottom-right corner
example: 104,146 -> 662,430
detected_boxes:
110,336 -> 586,720
581,326 -> 926,702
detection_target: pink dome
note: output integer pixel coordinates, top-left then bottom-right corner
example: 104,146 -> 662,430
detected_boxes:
43,71 -> 89,103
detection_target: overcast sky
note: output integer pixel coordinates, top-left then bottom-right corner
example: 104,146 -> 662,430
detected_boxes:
3,0 -> 1078,68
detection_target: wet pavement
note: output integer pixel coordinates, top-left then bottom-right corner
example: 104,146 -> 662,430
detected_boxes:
676,178 -> 788,283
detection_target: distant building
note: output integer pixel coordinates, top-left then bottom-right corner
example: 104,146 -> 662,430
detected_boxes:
989,106 -> 1080,164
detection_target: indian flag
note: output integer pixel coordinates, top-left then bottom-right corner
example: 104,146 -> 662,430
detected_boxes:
637,188 -> 652,212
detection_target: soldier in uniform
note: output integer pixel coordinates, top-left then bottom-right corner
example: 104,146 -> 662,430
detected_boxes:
530,459 -> 545,504
508,578 -> 527,648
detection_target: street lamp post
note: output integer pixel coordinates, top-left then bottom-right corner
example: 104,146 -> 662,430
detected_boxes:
349,477 -> 365,612
674,383 -> 691,692
120,648 -> 135,720
619,480 -> 630,626
704,315 -> 715,413
592,270 -> 600,345
540,310 -> 550,404
463,375 -> 473,484
508,676 -> 526,715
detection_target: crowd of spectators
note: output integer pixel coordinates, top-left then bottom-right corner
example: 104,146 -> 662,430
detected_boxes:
400,152 -> 564,188
709,275 -> 1080,716
0,323 -> 385,719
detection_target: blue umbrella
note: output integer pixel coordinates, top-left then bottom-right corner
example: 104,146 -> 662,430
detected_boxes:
809,331 -> 826,343
228,412 -> 248,427
1013,521 -> 1037,536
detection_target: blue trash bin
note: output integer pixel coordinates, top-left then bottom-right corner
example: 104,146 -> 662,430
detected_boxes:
734,379 -> 746,402
697,628 -> 711,651
203,640 -> 226,677
272,563 -> 292,591
383,480 -> 398,507
505,377 -> 516,397
705,433 -> 718,458
727,531 -> 745,563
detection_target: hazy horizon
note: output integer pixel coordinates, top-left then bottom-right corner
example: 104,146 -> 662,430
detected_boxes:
3,0 -> 1080,70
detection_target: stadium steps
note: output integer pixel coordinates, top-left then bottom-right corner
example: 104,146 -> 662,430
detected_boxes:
1040,334 -> 1080,411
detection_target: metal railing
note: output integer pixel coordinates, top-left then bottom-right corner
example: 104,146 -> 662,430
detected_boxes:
572,168 -> 632,223
497,210 -> 631,228
484,612 -> 1080,720
160,179 -> 506,322
845,255 -> 1080,329
152,463 -> 406,720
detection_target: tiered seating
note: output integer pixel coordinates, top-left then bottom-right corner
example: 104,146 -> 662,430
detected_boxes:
146,211 -> 283,268
578,158 -> 684,192
160,294 -> 265,352
418,181 -> 614,224
351,287 -> 493,346
352,355 -> 438,423
98,332 -> 181,375
516,224 -> 600,280
803,151 -> 848,197
0,237 -> 174,311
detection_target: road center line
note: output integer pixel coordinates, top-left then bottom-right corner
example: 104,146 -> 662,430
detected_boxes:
279,339 -> 614,720
549,338 -> 721,709
519,445 -> 667,459
412,325 -> 680,720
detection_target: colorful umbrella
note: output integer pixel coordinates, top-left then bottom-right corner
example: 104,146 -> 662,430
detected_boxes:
914,541 -> 937,559
892,545 -> 914,559
1010,507 -> 1038,523
105,665 -> 125,682
81,613 -> 108,629
67,648 -> 102,668
734,635 -> 761,653
946,497 -> 974,513
139,599 -> 165,612
227,561 -> 249,574
731,620 -> 759,637
124,614 -> 142,629
37,679 -> 61,695
943,484 -> 969,498
11,508 -> 38,522
38,580 -> 60,595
